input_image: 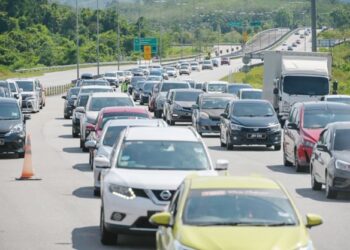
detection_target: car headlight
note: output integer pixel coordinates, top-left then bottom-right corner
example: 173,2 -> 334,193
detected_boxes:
269,123 -> 281,132
200,112 -> 209,119
230,123 -> 242,131
335,160 -> 350,171
173,103 -> 182,110
303,139 -> 315,148
109,184 -> 136,200
296,240 -> 314,250
174,240 -> 196,250
5,123 -> 23,136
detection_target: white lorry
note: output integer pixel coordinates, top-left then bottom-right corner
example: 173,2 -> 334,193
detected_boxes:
263,51 -> 333,123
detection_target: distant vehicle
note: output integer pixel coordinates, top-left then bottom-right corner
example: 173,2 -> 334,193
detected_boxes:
129,76 -> 146,95
283,102 -> 350,172
79,93 -> 135,151
62,87 -> 80,119
211,58 -> 220,67
282,42 -> 288,46
0,81 -> 12,98
15,79 -> 41,113
321,95 -> 350,105
78,85 -> 114,96
179,64 -> 191,75
103,72 -> 120,87
154,81 -> 191,118
292,42 -> 297,47
138,65 -> 150,75
296,39 -> 301,45
202,60 -> 214,70
164,67 -> 177,77
88,119 -> 167,196
220,100 -> 281,150
7,80 -> 22,106
203,81 -> 228,93
76,79 -> 109,88
287,46 -> 293,51
194,82 -> 203,90
182,78 -> 196,88
163,89 -> 203,125
81,73 -> 94,79
238,88 -> 262,100
0,98 -> 30,158
140,81 -> 158,105
116,71 -> 126,83
221,57 -> 230,65
100,127 -> 221,245
294,31 -> 300,35
150,175 -> 322,250
310,122 -> 350,199
192,93 -> 236,135
263,51 -> 332,123
72,94 -> 90,138
132,80 -> 145,101
124,71 -> 132,83
146,75 -> 162,82
190,62 -> 200,71
227,83 -> 253,97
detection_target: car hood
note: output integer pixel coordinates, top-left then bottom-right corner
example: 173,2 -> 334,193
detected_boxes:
179,226 -> 309,250
105,169 -> 217,190
301,128 -> 323,143
0,120 -> 20,133
175,101 -> 195,108
333,151 -> 350,163
202,109 -> 224,119
231,116 -> 279,128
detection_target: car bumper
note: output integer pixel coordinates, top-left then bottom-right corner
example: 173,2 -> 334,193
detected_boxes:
171,110 -> 193,122
197,119 -> 221,133
0,133 -> 26,154
230,130 -> 281,146
297,146 -> 313,167
103,192 -> 165,233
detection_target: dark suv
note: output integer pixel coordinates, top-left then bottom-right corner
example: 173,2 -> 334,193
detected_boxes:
62,87 -> 80,119
283,102 -> 350,172
219,100 -> 281,150
0,98 -> 30,158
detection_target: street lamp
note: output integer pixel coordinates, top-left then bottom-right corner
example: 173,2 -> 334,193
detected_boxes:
116,0 -> 120,70
96,0 -> 100,75
76,0 -> 80,79
154,0 -> 166,65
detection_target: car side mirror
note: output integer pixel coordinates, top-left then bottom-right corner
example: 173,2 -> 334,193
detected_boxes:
287,123 -> 298,130
75,107 -> 85,113
316,144 -> 328,152
94,155 -> 110,168
85,140 -> 97,149
220,113 -> 228,119
273,88 -> 278,95
61,95 -> 67,100
149,212 -> 172,227
215,159 -> 229,171
14,93 -> 19,99
306,214 -> 323,228
192,104 -> 199,109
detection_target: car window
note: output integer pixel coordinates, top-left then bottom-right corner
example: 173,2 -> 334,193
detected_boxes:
89,97 -> 133,111
319,130 -> 328,145
0,103 -> 20,120
224,103 -> 230,115
289,107 -> 296,123
333,129 -> 350,151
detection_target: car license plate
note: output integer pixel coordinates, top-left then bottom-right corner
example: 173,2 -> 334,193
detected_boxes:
247,133 -> 266,139
0,139 -> 4,145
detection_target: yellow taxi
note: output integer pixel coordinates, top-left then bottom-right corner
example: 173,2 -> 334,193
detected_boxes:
150,175 -> 322,250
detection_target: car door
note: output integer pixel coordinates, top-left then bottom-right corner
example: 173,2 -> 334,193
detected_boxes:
284,106 -> 296,159
192,96 -> 200,126
35,80 -> 41,103
313,130 -> 328,182
318,129 -> 332,182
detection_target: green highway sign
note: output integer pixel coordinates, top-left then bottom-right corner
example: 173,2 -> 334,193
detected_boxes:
134,37 -> 158,53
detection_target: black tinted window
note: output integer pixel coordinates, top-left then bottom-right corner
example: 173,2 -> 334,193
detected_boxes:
283,76 -> 329,95
333,129 -> 350,150
232,102 -> 274,117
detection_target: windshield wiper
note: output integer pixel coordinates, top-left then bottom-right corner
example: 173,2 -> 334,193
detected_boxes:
266,222 -> 296,227
194,222 -> 272,227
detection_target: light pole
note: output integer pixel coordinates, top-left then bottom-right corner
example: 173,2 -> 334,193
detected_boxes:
138,0 -> 141,64
116,0 -> 120,70
154,0 -> 166,65
311,0 -> 317,52
96,0 -> 100,75
177,1 -> 188,59
76,0 -> 80,79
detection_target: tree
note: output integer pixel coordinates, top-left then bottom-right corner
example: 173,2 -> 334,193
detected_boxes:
274,9 -> 292,28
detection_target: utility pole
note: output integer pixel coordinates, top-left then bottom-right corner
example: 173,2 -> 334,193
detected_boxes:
138,0 -> 141,64
311,0 -> 317,52
97,0 -> 100,75
116,0 -> 120,70
76,0 -> 80,79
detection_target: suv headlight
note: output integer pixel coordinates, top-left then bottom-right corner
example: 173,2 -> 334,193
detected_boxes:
200,112 -> 209,119
269,123 -> 281,132
109,184 -> 136,200
230,123 -> 242,131
174,240 -> 196,250
6,123 -> 23,136
335,160 -> 350,171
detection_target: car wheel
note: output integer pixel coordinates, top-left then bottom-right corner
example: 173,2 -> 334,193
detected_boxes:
94,188 -> 100,197
274,144 -> 281,151
294,151 -> 304,172
226,133 -> 233,150
89,152 -> 92,167
154,110 -> 160,118
18,152 -> 25,158
325,173 -> 337,199
100,207 -> 117,245
311,165 -> 322,191
64,114 -> 70,119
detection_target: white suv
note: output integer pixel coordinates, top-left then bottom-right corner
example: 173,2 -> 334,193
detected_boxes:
99,127 -> 228,245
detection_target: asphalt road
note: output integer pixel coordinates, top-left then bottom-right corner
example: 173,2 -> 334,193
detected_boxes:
1,28 -> 349,250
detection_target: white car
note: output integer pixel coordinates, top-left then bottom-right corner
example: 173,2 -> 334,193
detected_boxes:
103,72 -> 120,87
99,127 -> 228,245
15,78 -> 41,112
203,81 -> 228,93
321,94 -> 350,105
86,119 -> 168,196
238,88 -> 262,100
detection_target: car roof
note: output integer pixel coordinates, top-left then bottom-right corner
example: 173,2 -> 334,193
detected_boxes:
0,97 -> 18,104
171,89 -> 202,93
80,85 -> 111,89
105,119 -> 166,127
326,121 -> 350,130
162,81 -> 188,84
188,176 -> 280,190
100,106 -> 148,114
200,93 -> 234,98
301,101 -> 350,111
125,127 -> 199,141
208,81 -> 228,84
90,92 -> 129,98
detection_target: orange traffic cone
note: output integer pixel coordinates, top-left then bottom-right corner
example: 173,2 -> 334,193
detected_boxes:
16,134 -> 41,181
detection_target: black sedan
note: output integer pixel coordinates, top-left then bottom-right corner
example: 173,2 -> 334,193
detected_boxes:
219,100 -> 281,150
62,87 -> 80,119
0,98 -> 30,158
310,122 -> 350,199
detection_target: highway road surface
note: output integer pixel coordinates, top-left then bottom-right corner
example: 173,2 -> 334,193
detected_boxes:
0,28 -> 349,250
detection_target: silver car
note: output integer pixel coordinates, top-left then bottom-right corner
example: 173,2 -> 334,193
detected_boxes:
15,79 -> 41,113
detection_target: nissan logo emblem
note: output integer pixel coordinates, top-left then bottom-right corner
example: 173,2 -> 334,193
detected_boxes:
159,190 -> 172,201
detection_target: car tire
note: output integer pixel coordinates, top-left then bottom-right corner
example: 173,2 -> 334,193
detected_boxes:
226,133 -> 233,150
80,139 -> 83,148
325,173 -> 337,199
294,151 -> 304,172
100,207 -> 117,245
64,114 -> 70,119
18,152 -> 25,158
274,144 -> 281,151
311,165 -> 322,191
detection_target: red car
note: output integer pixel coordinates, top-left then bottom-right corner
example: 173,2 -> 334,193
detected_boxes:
221,57 -> 230,65
283,102 -> 350,172
87,106 -> 151,167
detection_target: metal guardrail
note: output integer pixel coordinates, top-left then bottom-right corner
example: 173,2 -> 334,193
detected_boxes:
45,83 -> 73,96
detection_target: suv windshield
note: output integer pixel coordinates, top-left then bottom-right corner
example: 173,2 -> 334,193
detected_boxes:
175,92 -> 201,102
117,141 -> 210,170
283,76 -> 329,95
233,102 -> 275,117
208,84 -> 227,92
161,83 -> 189,92
89,97 -> 133,111
0,103 -> 20,120
227,85 -> 252,95
241,91 -> 262,99
16,81 -> 34,92
201,98 -> 232,109
333,129 -> 350,151
103,126 -> 127,146
303,109 -> 350,129
183,189 -> 298,226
